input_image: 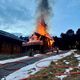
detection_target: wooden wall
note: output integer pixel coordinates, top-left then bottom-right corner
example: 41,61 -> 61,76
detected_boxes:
0,35 -> 22,54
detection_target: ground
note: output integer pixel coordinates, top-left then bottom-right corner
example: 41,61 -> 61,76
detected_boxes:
0,50 -> 80,80
23,50 -> 80,80
0,51 -> 66,80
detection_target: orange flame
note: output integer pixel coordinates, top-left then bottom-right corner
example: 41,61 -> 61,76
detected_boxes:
36,18 -> 54,47
36,19 -> 47,36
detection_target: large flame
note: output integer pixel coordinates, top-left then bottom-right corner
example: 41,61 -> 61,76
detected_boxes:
36,19 -> 47,36
36,18 -> 54,47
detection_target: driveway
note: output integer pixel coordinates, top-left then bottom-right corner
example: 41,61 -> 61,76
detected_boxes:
0,51 -> 68,79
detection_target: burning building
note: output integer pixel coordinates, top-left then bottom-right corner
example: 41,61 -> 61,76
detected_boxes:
23,0 -> 54,54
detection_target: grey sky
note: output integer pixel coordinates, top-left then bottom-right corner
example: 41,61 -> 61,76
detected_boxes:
0,0 -> 80,36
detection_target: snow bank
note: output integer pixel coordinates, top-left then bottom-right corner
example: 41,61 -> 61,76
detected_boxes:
74,54 -> 80,58
56,75 -> 67,80
1,50 -> 75,80
74,53 -> 80,60
0,56 -> 29,64
0,54 -> 43,64
34,54 -> 42,57
78,62 -> 80,67
63,60 -> 69,64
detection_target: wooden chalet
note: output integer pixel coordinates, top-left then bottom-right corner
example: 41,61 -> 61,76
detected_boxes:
0,30 -> 23,54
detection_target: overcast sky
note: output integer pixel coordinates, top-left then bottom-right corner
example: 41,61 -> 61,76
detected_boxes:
0,0 -> 80,37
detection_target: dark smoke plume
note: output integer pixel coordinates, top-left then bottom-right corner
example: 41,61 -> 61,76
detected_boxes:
37,0 -> 51,20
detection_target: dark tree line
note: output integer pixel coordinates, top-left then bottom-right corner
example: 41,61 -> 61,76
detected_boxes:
54,28 -> 80,50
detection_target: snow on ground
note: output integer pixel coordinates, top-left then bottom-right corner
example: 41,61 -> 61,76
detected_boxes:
78,62 -> 80,67
56,50 -> 80,80
56,67 -> 73,80
65,67 -> 73,73
74,54 -> 80,58
0,56 -> 30,64
0,54 -> 44,64
1,50 -> 75,80
33,54 -> 42,57
74,52 -> 80,66
63,60 -> 69,64
56,75 -> 67,80
74,53 -> 80,60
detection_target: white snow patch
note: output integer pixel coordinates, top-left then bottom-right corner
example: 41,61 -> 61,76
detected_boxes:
65,62 -> 69,64
1,50 -> 75,80
74,54 -> 80,58
0,56 -> 30,64
74,53 -> 80,60
78,61 -> 80,67
56,75 -> 67,80
34,54 -> 42,57
56,67 -> 73,80
77,57 -> 80,60
78,64 -> 80,67
65,67 -> 73,73
63,60 -> 69,64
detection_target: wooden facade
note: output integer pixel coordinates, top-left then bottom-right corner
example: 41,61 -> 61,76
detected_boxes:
0,30 -> 23,54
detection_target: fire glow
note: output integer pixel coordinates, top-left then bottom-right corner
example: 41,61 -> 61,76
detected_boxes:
36,18 -> 54,47
25,0 -> 54,49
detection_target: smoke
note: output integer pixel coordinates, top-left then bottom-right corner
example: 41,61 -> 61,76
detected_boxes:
37,0 -> 52,21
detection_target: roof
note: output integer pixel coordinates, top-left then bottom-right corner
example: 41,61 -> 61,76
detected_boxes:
0,30 -> 24,42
